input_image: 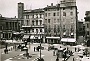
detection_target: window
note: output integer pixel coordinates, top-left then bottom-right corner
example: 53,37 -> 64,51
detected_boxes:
57,19 -> 59,22
63,25 -> 66,32
32,20 -> 34,25
54,19 -> 56,23
63,12 -> 66,16
40,14 -> 42,18
6,22 -> 8,29
57,25 -> 60,32
45,19 -> 47,23
63,25 -> 65,28
48,13 -> 51,16
70,12 -> 73,16
32,29 -> 34,32
32,15 -> 34,18
36,20 -> 38,25
48,26 -> 51,32
53,13 -> 56,16
36,14 -> 38,18
26,15 -> 29,19
36,29 -> 38,33
40,29 -> 42,32
63,8 -> 65,10
57,8 -> 59,11
54,25 -> 56,33
87,24 -> 89,28
57,12 -> 59,16
27,20 -> 29,26
48,19 -> 50,23
40,20 -> 42,25
0,26 -> 2,30
87,31 -> 89,35
45,13 -> 47,17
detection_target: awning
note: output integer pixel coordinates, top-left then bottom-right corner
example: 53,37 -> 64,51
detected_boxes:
61,38 -> 67,42
71,33 -> 74,35
30,35 -> 35,39
5,40 -> 23,44
46,37 -> 60,39
23,35 -> 29,39
61,38 -> 76,42
13,32 -> 21,35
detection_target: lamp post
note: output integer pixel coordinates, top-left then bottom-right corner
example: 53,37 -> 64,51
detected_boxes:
38,33 -> 44,61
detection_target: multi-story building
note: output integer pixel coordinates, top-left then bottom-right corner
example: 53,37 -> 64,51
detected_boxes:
44,0 -> 78,43
18,3 -> 45,43
18,0 -> 78,43
0,15 -> 22,40
44,3 -> 61,43
84,11 -> 90,47
78,21 -> 85,36
60,0 -> 77,38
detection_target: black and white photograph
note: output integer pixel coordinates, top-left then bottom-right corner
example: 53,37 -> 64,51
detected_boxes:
0,0 -> 90,61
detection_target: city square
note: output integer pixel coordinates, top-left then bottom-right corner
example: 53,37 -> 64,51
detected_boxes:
0,0 -> 90,61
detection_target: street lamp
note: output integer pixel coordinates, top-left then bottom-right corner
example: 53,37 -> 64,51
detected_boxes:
37,33 -> 44,61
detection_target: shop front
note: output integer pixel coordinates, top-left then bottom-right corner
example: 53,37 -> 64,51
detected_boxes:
46,37 -> 60,44
61,38 -> 76,46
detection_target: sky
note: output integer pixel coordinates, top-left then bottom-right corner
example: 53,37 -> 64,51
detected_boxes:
0,0 -> 90,21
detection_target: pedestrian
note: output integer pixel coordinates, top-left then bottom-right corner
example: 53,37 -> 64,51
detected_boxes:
53,50 -> 55,56
67,47 -> 68,51
78,48 -> 79,52
34,47 -> 35,52
56,57 -> 59,61
73,57 -> 75,61
60,46 -> 61,48
75,47 -> 76,52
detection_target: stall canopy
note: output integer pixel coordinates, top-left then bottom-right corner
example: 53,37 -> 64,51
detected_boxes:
5,40 -> 23,44
61,38 -> 76,42
46,37 -> 60,39
23,35 -> 29,39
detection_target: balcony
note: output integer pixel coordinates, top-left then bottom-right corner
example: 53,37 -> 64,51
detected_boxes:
22,25 -> 44,28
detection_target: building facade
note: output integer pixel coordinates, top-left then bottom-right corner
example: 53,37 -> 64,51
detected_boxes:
0,15 -> 22,40
19,5 -> 45,43
44,0 -> 77,43
84,11 -> 90,46
18,0 -> 78,43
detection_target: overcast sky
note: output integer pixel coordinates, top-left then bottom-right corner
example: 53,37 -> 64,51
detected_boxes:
0,0 -> 90,21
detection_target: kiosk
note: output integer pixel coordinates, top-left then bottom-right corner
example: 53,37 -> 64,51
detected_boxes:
57,48 -> 65,58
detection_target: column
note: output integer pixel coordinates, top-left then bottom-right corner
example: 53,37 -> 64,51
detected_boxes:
17,22 -> 18,30
8,22 -> 9,30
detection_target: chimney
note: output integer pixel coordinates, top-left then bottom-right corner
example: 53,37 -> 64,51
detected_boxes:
51,3 -> 53,6
15,16 -> 16,18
